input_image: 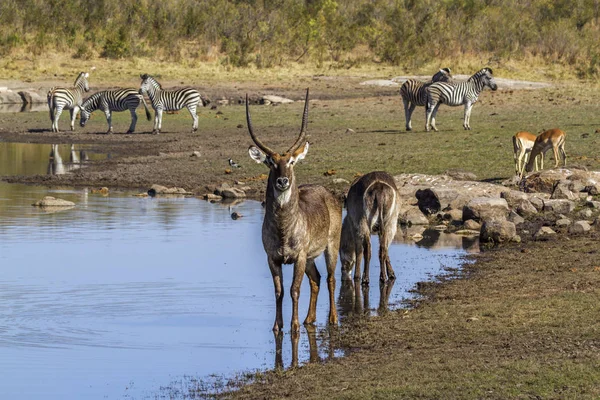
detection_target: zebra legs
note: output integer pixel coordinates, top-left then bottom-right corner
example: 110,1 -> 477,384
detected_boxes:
104,110 -> 114,134
403,99 -> 416,131
426,103 -> 441,132
463,102 -> 474,130
188,105 -> 198,132
69,106 -> 79,131
153,108 -> 163,134
127,109 -> 138,134
52,105 -> 64,133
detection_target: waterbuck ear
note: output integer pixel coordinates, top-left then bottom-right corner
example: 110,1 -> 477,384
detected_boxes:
291,141 -> 309,163
248,146 -> 268,164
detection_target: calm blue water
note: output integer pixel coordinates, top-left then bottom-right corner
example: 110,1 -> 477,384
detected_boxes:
0,142 -> 476,399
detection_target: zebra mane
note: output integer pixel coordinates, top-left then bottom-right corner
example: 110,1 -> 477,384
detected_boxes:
74,71 -> 88,87
82,91 -> 102,110
140,74 -> 162,89
468,67 -> 493,82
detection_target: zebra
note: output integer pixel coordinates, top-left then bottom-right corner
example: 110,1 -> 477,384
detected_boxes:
47,72 -> 90,132
79,88 -> 152,134
138,74 -> 201,134
425,67 -> 498,132
400,68 -> 453,131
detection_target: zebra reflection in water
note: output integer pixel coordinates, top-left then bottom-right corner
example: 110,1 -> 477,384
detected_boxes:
47,144 -> 89,175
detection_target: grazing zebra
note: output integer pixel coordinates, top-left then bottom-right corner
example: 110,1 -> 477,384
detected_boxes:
425,67 -> 498,132
400,68 -> 453,131
47,72 -> 90,132
138,74 -> 201,134
80,88 -> 152,134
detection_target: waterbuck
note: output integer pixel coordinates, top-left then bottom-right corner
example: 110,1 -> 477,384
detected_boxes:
340,171 -> 400,284
246,89 -> 343,333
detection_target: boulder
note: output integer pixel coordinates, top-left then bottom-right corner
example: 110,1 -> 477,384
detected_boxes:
480,220 -> 517,244
444,170 -> 477,181
543,199 -> 575,214
261,95 -> 294,105
220,187 -> 246,199
0,89 -> 23,104
555,218 -> 572,228
148,184 -> 191,196
463,219 -> 481,231
550,181 -> 577,200
508,211 -> 525,225
32,196 -> 75,207
534,226 -> 557,240
500,190 -> 529,208
18,90 -> 46,104
584,182 -> 600,195
579,209 -> 593,219
586,200 -> 600,209
529,196 -> 545,211
463,197 -> 509,222
522,168 -> 574,193
442,209 -> 463,223
515,199 -> 538,218
570,220 -> 591,234
415,187 -> 462,215
400,206 -> 430,226
203,193 -> 223,201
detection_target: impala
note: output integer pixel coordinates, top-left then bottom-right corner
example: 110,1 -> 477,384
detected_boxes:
247,89 -> 342,333
513,131 -> 539,177
525,128 -> 567,173
339,171 -> 400,284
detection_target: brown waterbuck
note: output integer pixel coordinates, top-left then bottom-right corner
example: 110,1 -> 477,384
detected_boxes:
339,171 -> 400,284
246,89 -> 342,333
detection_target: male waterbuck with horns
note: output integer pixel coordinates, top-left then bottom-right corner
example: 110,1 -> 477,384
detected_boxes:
340,171 -> 400,284
246,89 -> 342,333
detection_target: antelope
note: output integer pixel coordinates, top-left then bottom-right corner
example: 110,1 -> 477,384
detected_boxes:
246,89 -> 342,333
339,171 -> 400,285
513,131 -> 539,177
525,128 -> 567,174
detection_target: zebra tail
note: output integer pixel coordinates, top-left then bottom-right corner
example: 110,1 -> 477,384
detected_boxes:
47,90 -> 55,122
140,96 -> 152,121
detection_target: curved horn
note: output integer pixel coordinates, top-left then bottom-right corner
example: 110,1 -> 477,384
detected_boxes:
287,88 -> 310,153
246,94 -> 275,156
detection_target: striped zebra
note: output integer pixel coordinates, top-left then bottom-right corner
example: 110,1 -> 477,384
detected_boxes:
400,68 -> 452,131
79,88 -> 152,134
138,74 -> 201,134
425,67 -> 498,132
47,72 -> 90,132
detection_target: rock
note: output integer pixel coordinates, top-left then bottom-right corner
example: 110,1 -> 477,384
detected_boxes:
579,209 -> 593,219
261,95 -> 294,105
555,218 -> 572,228
190,151 -> 201,158
148,184 -> 191,196
480,220 -> 517,244
444,170 -> 477,181
400,206 -> 430,226
528,196 -> 545,211
534,226 -> 557,240
220,187 -> 246,199
415,188 -> 462,215
570,220 -> 591,234
345,128 -> 356,134
592,218 -> 600,230
443,209 -> 463,223
216,98 -> 229,106
231,212 -> 243,220
18,90 -> 46,104
508,211 -> 525,225
551,181 -> 577,200
500,190 -> 529,208
433,224 -> 447,231
586,200 -> 600,209
584,182 -> 600,195
203,193 -> 222,201
463,197 -> 509,222
463,219 -> 481,230
455,229 -> 480,236
515,199 -> 538,218
568,179 -> 586,193
543,199 -> 575,214
359,79 -> 399,87
523,168 -> 574,193
90,187 -> 109,195
0,89 -> 23,104
332,178 -> 350,185
32,196 -> 75,207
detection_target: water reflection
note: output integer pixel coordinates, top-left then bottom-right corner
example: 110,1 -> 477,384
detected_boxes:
397,226 -> 480,253
0,142 -> 106,177
47,144 -> 89,175
0,102 -> 47,113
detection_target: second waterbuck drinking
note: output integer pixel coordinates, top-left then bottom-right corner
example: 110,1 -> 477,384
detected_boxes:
340,171 -> 400,284
246,89 -> 342,333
